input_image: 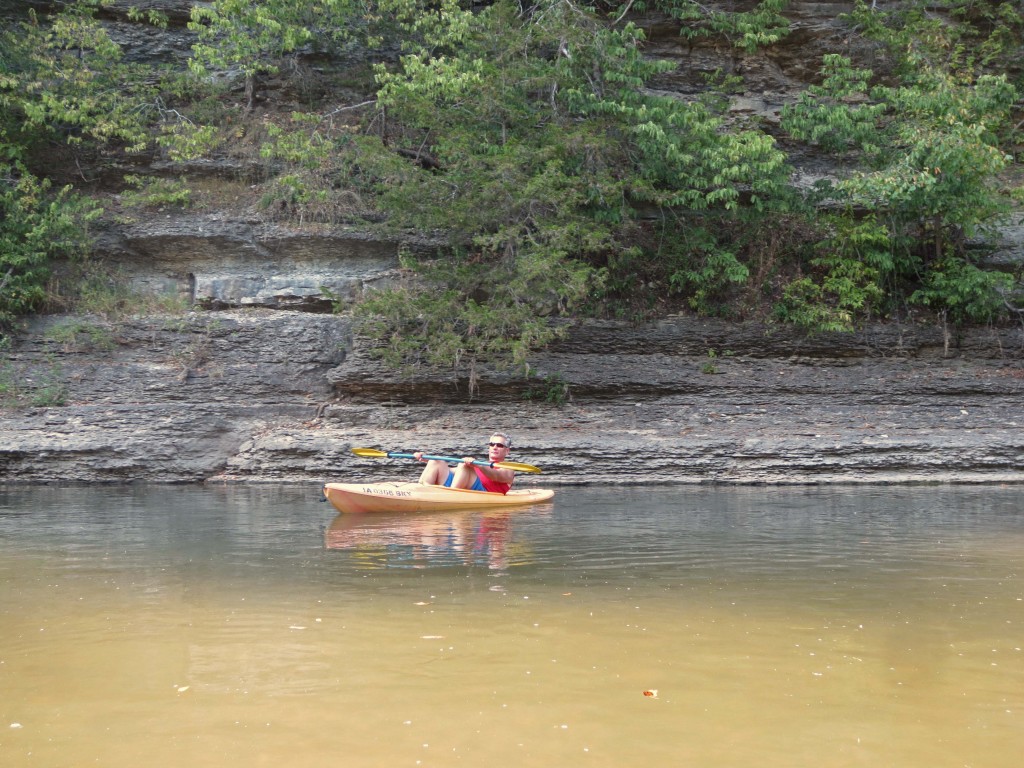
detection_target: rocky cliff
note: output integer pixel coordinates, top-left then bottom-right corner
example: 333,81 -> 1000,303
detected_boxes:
3,308 -> 1022,484
1,1 -> 1023,485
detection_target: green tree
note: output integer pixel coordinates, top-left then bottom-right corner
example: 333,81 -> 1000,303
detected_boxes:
0,0 -> 163,157
0,160 -> 100,327
189,0 -> 367,110
779,1 -> 1021,329
356,0 -> 788,381
652,0 -> 791,52
0,1 -> 164,326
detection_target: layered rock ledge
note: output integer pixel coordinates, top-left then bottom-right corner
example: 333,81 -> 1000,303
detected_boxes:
3,310 -> 1022,486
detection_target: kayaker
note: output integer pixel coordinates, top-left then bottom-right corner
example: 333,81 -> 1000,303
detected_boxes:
414,433 -> 515,494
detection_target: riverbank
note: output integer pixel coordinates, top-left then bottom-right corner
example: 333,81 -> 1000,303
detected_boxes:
2,310 -> 1023,485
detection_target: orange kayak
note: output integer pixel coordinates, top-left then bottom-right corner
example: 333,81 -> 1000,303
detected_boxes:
323,482 -> 555,514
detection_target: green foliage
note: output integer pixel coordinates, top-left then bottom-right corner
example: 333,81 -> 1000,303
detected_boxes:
190,1 -> 314,80
0,1 -> 165,154
779,2 -> 1021,330
557,24 -> 786,212
775,216 -> 894,332
0,337 -> 14,405
260,172 -> 332,224
121,176 -> 193,210
644,0 -> 791,52
0,1 -> 179,327
44,320 -> 116,352
70,266 -> 192,319
775,277 -> 854,333
262,172 -> 317,203
700,349 -> 719,375
1,0 -> 1021,370
260,113 -> 335,168
669,244 -> 749,315
157,123 -> 222,163
0,337 -> 68,409
70,269 -> 140,318
0,161 -> 100,325
126,6 -> 169,28
910,256 -> 1015,326
850,0 -> 1024,79
522,371 -> 571,405
357,0 -> 790,373
36,259 -> 190,321
29,375 -> 69,407
780,54 -> 886,155
848,74 -> 1014,244
252,111 -> 361,223
356,244 -> 589,391
320,285 -> 345,313
189,0 -> 367,107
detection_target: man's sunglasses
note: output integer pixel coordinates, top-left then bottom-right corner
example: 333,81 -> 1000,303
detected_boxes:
488,442 -> 507,448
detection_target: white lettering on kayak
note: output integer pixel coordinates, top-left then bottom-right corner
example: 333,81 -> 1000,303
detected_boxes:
362,487 -> 413,498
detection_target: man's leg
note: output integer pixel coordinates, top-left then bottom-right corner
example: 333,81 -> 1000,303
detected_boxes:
448,463 -> 478,489
418,459 -> 451,485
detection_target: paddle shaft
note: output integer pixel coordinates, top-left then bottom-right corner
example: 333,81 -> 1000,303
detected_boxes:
387,451 -> 507,470
350,447 -> 541,474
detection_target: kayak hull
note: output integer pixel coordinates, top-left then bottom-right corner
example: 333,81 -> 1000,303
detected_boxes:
323,482 -> 554,514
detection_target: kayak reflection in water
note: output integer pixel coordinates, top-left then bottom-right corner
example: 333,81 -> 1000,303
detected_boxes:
414,432 -> 515,494
324,511 -> 520,570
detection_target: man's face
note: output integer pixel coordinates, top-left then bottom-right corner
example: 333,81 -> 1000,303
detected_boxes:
487,435 -> 510,461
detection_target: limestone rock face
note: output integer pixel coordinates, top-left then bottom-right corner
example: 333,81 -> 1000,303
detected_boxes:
1,311 -> 350,482
3,310 -> 1022,485
2,1 -> 1023,486
96,216 -> 413,311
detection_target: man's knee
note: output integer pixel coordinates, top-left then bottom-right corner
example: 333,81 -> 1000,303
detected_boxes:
419,459 -> 450,485
450,464 -> 476,488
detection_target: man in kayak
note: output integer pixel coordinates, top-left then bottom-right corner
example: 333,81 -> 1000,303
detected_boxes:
414,433 -> 515,494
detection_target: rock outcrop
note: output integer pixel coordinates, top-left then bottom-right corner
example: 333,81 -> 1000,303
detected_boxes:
1,1 -> 1022,486
3,309 -> 1022,485
95,215 -> 425,311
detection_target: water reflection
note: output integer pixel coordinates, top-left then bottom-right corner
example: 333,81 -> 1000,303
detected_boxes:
324,506 -> 552,570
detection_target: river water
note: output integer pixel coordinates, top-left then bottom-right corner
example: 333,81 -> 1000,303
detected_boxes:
1,484 -> 1021,768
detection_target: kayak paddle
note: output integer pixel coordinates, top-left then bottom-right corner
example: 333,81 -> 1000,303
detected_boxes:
351,447 -> 542,474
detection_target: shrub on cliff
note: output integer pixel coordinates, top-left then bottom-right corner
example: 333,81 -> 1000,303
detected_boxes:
0,1 -> 163,160
0,1 -> 174,325
0,160 -> 100,327
778,1 -> 1023,330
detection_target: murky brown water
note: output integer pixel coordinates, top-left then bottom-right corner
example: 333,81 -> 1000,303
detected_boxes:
1,485 -> 1021,767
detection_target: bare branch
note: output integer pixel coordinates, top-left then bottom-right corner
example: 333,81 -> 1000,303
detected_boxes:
323,100 -> 376,119
612,0 -> 636,26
